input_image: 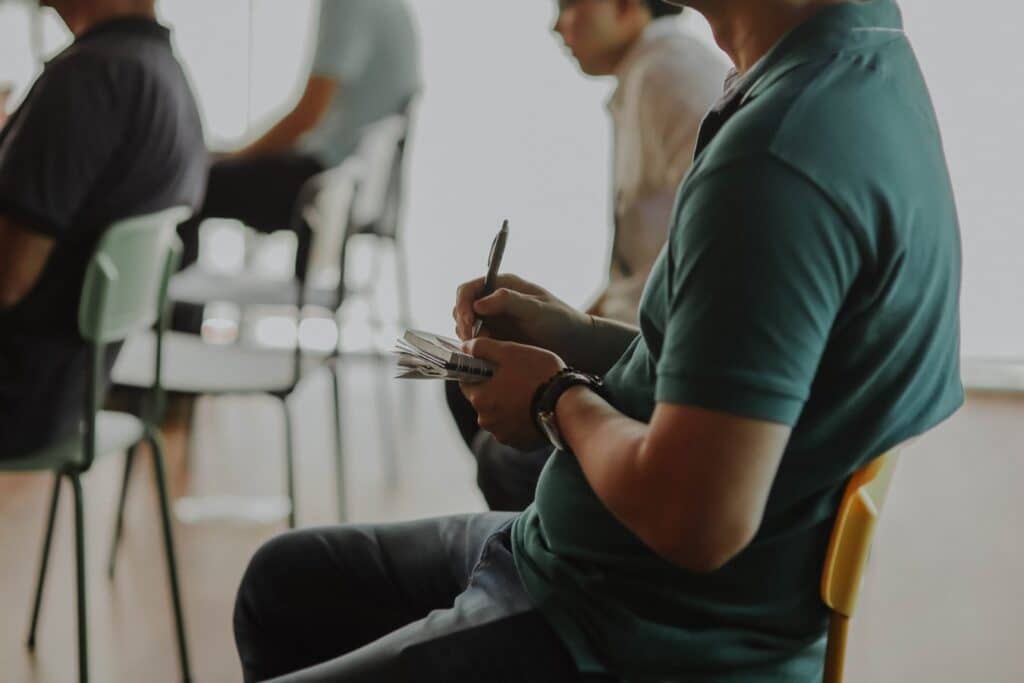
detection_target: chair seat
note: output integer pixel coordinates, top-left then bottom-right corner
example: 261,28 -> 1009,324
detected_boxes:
112,331 -> 328,395
0,411 -> 145,472
169,267 -> 338,309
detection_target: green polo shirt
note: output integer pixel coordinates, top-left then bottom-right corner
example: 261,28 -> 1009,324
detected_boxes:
512,1 -> 964,680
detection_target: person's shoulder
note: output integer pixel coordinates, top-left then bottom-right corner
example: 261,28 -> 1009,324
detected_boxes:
24,46 -> 129,115
699,41 -> 918,176
688,38 -> 950,246
42,44 -> 115,81
761,37 -> 941,209
771,40 -> 937,163
45,35 -> 161,91
635,28 -> 729,89
625,42 -> 727,122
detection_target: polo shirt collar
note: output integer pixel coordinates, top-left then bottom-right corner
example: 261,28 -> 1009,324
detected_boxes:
693,0 -> 904,161
717,0 -> 905,110
745,0 -> 904,102
75,15 -> 170,45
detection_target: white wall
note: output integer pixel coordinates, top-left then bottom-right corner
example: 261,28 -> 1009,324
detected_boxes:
1,1 -> 1021,357
899,1 -> 1024,358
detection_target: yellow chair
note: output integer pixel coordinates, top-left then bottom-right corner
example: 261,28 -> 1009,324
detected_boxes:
821,450 -> 901,683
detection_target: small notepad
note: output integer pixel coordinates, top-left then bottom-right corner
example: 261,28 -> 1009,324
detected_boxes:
393,330 -> 494,382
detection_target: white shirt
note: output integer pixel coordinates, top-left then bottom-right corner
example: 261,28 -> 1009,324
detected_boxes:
600,17 -> 730,324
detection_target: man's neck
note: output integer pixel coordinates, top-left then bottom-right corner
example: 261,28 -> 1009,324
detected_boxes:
608,16 -> 652,77
692,0 -> 848,74
60,1 -> 155,38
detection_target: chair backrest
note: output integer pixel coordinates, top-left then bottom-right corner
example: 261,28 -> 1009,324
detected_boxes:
821,450 -> 901,683
76,207 -> 190,470
79,207 -> 191,344
298,105 -> 414,298
349,109 -> 414,239
299,159 -> 362,288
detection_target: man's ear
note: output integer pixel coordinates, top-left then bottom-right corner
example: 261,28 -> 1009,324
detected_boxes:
616,0 -> 649,21
615,0 -> 636,17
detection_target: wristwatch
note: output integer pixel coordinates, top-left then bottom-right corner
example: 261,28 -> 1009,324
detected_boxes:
531,368 -> 604,452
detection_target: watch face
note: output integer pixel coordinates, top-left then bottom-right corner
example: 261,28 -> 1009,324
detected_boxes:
533,368 -> 602,453
538,410 -> 566,452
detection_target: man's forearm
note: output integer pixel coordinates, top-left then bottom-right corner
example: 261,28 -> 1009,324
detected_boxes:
236,76 -> 336,159
554,386 -> 663,543
236,109 -> 312,158
0,217 -> 55,309
559,315 -> 639,375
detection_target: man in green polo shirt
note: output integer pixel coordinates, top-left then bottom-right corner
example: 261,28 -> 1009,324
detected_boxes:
232,1 -> 963,680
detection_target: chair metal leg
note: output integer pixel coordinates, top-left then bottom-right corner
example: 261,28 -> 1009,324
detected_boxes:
281,397 -> 297,529
392,241 -> 416,427
107,443 -> 139,579
69,472 -> 89,683
148,430 -> 193,683
393,240 -> 412,331
27,474 -> 62,650
184,397 -> 197,471
373,354 -> 399,488
330,361 -> 346,522
366,250 -> 385,340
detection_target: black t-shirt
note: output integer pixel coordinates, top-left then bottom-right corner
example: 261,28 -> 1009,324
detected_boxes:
0,17 -> 206,456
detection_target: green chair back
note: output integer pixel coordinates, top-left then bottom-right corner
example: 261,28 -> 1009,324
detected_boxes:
77,207 -> 190,470
78,207 -> 190,344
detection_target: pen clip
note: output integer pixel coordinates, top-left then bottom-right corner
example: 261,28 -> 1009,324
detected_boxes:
487,232 -> 500,267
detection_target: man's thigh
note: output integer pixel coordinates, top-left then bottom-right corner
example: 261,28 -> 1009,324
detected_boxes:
234,513 -> 518,679
266,520 -> 607,683
202,152 -> 324,234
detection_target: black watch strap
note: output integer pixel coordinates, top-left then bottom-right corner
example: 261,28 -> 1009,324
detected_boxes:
531,368 -> 604,451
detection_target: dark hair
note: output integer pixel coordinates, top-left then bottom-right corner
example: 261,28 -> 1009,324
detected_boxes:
642,0 -> 684,18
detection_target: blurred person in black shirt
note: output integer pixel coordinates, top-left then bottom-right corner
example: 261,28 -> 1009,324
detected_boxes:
0,0 -> 206,458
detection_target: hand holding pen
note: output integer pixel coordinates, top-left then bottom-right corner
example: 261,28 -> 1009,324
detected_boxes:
471,219 -> 509,338
453,234 -> 596,363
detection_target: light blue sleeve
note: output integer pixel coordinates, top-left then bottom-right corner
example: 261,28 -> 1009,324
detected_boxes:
311,0 -> 375,83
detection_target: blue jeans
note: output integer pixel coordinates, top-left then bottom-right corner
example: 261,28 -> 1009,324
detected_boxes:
233,513 -> 614,682
444,381 -> 550,511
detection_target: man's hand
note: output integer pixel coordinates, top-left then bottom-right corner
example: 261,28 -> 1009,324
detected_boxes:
453,272 -> 641,375
0,216 -> 54,309
232,75 -> 335,159
459,337 -> 566,450
453,273 -> 591,351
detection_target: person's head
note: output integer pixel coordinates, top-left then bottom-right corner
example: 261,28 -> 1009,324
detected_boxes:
553,0 -> 684,76
40,0 -> 156,36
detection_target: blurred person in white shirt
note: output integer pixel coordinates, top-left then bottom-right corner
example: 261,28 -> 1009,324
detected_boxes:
446,0 -> 729,511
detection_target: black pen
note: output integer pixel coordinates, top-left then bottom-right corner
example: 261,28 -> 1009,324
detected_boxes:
472,219 -> 509,338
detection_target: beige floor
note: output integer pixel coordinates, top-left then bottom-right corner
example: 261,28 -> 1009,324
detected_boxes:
1,361 -> 1022,682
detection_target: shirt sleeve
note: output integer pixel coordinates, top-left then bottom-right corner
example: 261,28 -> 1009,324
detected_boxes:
311,0 -> 376,84
0,56 -> 125,237
655,154 -> 862,425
